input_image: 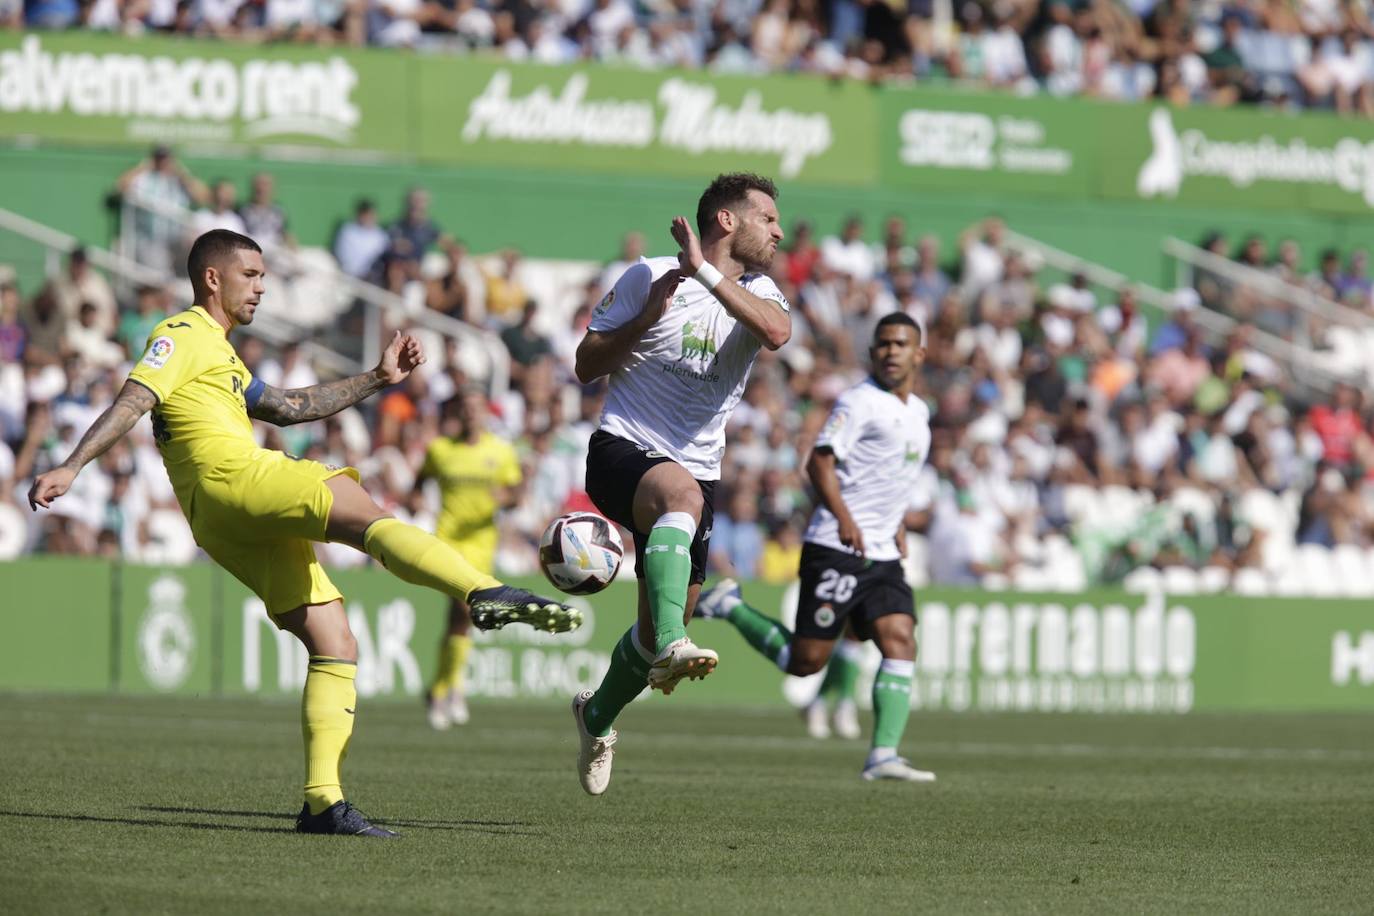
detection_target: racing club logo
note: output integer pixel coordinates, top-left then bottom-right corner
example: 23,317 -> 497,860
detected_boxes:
679,321 -> 717,364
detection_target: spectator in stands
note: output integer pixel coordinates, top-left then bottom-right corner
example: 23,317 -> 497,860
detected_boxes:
0,284 -> 24,365
500,299 -> 553,386
1148,328 -> 1211,407
927,487 -> 1008,586
821,215 -> 876,282
960,216 -> 1006,302
426,237 -> 480,322
709,483 -> 766,580
911,234 -> 952,317
117,285 -> 168,358
384,187 -> 443,288
191,179 -> 247,237
597,231 -> 645,295
17,289 -> 64,366
239,173 -> 292,250
1149,287 -> 1200,354
115,145 -> 208,273
64,302 -> 124,370
1308,381 -> 1363,469
333,198 -> 390,279
39,248 -> 117,337
780,220 -> 820,288
482,248 -> 529,326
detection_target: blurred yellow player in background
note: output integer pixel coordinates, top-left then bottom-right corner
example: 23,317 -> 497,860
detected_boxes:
415,388 -> 523,728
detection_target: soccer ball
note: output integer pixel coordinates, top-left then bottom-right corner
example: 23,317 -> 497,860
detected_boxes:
538,512 -> 625,595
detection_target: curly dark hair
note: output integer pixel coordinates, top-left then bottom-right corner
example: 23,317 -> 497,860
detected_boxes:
695,172 -> 778,238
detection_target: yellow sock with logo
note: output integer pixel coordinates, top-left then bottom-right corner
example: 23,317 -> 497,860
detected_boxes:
303,657 -> 357,816
430,634 -> 474,699
363,518 -> 501,601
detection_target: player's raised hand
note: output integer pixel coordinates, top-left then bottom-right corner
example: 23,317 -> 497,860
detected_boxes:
376,330 -> 426,384
28,466 -> 77,511
641,269 -> 682,324
671,216 -> 704,274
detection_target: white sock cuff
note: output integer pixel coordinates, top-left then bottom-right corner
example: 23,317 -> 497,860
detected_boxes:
879,658 -> 915,678
629,623 -> 656,664
836,640 -> 865,663
653,511 -> 698,538
775,644 -> 792,672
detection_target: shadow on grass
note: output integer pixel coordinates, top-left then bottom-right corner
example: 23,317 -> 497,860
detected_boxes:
0,808 -> 292,835
138,806 -> 543,835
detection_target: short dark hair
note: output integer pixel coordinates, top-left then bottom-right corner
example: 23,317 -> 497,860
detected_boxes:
696,172 -> 778,237
874,311 -> 924,346
188,230 -> 261,299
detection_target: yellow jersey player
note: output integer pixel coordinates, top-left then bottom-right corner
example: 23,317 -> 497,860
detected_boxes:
415,388 -> 522,729
27,229 -> 581,839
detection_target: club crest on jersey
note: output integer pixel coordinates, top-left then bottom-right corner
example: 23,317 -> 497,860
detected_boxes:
679,321 -> 717,363
815,604 -> 836,627
142,336 -> 175,369
672,294 -> 687,308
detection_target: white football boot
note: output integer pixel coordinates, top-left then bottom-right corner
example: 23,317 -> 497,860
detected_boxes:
833,699 -> 862,740
804,699 -> 832,739
646,637 -> 718,695
861,753 -> 937,783
572,690 -> 617,796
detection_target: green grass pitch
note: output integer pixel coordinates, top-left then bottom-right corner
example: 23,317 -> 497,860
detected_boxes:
1,694 -> 1371,914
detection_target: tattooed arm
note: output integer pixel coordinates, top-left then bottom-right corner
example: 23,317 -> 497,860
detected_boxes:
248,371 -> 389,426
28,379 -> 158,510
248,331 -> 426,427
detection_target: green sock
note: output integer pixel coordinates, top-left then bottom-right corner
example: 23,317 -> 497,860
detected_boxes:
583,626 -> 652,737
726,601 -> 792,666
871,658 -> 915,752
644,516 -> 694,653
818,640 -> 862,702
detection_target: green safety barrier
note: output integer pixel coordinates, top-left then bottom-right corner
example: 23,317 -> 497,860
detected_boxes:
2,558 -> 1371,713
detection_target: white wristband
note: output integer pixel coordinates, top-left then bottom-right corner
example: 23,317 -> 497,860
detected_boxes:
694,261 -> 724,291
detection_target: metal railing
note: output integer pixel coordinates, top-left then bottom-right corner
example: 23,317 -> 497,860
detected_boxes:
1162,235 -> 1370,390
116,193 -> 510,395
1004,229 -> 1339,395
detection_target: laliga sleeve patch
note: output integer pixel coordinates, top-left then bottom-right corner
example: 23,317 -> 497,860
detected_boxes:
141,336 -> 175,369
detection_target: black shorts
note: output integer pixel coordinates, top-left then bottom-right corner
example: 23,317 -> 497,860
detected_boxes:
584,430 -> 716,585
794,542 -> 914,641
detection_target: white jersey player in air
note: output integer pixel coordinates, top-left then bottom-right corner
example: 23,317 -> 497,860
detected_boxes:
697,312 -> 937,782
570,173 -> 791,795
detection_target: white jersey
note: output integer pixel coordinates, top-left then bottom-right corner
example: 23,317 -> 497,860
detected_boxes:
804,377 -> 931,562
589,256 -> 789,481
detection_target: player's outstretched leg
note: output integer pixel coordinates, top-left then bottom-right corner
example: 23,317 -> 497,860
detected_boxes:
361,518 -> 581,633
643,513 -> 716,694
862,658 -> 935,783
696,578 -> 792,668
571,624 -> 653,794
821,639 -> 864,740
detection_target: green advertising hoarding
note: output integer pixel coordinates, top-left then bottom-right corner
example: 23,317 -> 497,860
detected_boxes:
0,32 -> 413,156
0,556 -> 112,691
1,558 -> 1371,714
12,31 -> 1374,215
1098,103 -> 1374,216
412,57 -> 877,185
878,88 -> 1096,200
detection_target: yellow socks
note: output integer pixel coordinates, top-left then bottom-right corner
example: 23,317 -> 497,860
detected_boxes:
363,518 -> 501,601
430,634 -> 474,700
302,656 -> 357,816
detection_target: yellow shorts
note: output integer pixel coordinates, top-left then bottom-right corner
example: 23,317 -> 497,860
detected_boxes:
189,450 -> 359,617
440,528 -> 498,578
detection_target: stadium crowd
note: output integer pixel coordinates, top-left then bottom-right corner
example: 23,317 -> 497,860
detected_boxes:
4,158 -> 1373,590
11,0 -> 1374,116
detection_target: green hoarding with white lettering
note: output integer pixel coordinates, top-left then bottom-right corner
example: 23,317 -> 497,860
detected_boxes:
1,559 -> 1371,713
